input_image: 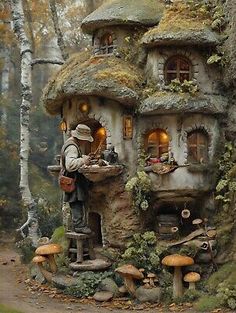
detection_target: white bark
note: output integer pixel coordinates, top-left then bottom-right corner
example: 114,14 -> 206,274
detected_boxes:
11,0 -> 39,246
0,48 -> 10,126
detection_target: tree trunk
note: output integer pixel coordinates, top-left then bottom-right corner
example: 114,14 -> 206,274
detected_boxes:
0,47 -> 10,126
49,0 -> 69,61
11,0 -> 40,246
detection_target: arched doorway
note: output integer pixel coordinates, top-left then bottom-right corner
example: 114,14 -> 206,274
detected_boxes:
88,212 -> 103,246
70,119 -> 107,156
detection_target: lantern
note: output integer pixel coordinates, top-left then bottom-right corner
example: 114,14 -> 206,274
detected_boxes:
79,102 -> 90,114
59,119 -> 67,132
123,115 -> 133,139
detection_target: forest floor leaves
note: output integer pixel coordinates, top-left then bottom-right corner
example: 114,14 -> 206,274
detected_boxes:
0,237 -> 233,313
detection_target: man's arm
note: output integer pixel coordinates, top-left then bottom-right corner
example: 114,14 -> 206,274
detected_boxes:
64,145 -> 86,172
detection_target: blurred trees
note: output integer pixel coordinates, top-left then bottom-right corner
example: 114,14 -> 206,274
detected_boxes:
0,0 -> 105,234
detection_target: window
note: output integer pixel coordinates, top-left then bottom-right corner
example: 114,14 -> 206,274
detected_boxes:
99,33 -> 114,54
165,56 -> 192,84
145,129 -> 169,158
187,131 -> 208,164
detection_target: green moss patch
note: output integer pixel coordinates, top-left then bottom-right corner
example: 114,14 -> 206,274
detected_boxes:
195,295 -> 222,312
42,51 -> 143,115
152,2 -> 211,33
0,304 -> 24,313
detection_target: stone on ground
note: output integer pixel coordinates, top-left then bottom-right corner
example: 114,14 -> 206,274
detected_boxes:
93,291 -> 113,302
135,286 -> 161,303
98,278 -> 119,297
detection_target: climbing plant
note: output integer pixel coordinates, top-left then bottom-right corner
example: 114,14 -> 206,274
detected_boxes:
125,171 -> 152,213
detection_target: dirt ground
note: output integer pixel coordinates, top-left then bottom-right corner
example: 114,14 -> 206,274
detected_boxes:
0,237 -> 232,313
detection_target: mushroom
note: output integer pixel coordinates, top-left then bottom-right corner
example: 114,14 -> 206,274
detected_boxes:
118,285 -> 128,294
184,272 -> 200,290
143,278 -> 151,289
192,218 -> 203,229
147,273 -> 156,287
35,243 -> 62,273
115,264 -> 144,297
32,255 -> 52,282
162,254 -> 194,298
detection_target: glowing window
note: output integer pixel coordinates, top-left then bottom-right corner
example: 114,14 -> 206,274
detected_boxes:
146,129 -> 169,158
165,56 -> 192,84
187,131 -> 209,164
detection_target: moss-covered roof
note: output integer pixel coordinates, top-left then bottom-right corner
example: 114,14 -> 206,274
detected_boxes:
41,51 -> 143,115
141,2 -> 219,47
81,0 -> 165,34
139,92 -> 227,115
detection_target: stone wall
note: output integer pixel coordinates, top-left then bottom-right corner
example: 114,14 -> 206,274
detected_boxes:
146,47 -> 222,95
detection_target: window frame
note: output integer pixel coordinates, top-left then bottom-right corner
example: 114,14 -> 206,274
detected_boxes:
187,130 -> 209,164
164,55 -> 193,84
145,129 -> 169,159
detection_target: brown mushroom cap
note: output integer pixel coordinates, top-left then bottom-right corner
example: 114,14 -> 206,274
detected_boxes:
147,273 -> 156,278
115,264 -> 144,280
184,272 -> 201,283
192,219 -> 203,225
32,255 -> 47,263
35,243 -> 62,255
162,254 -> 194,267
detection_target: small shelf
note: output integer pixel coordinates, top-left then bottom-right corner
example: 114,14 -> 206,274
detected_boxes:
47,165 -> 61,177
78,165 -> 123,182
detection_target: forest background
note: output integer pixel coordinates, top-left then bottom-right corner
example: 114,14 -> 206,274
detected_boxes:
0,0 -> 104,236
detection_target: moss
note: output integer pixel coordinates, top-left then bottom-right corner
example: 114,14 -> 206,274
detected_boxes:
42,51 -> 143,115
51,226 -> 69,252
0,304 -> 24,313
207,262 -> 236,292
152,2 -> 211,34
195,295 -> 222,312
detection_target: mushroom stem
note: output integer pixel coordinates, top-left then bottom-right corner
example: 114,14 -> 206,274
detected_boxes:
48,255 -> 57,273
123,276 -> 136,297
173,266 -> 183,298
38,263 -> 53,282
189,282 -> 195,290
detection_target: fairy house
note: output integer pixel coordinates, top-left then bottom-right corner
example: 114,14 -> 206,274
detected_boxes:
42,0 -> 227,248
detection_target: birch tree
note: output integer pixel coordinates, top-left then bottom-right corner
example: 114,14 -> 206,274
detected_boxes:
11,0 -> 40,245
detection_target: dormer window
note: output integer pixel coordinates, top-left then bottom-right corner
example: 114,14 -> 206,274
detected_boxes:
99,33 -> 114,54
187,130 -> 208,164
145,129 -> 169,158
93,31 -> 117,55
165,56 -> 192,84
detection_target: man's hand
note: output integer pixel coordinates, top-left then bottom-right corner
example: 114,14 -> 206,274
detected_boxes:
82,155 -> 91,166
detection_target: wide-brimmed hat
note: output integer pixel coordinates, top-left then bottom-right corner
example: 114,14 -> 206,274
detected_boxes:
71,124 -> 94,142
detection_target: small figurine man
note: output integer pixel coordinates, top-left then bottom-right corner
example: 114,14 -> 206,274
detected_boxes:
60,124 -> 93,234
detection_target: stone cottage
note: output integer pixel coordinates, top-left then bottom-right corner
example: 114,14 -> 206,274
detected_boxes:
42,0 -> 227,248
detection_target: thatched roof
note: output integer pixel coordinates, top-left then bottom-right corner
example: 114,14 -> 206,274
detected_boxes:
41,51 -> 143,115
81,0 -> 165,34
139,92 -> 227,115
141,2 -> 219,47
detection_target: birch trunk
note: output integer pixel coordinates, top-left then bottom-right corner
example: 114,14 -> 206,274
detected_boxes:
11,0 -> 40,246
1,47 -> 10,126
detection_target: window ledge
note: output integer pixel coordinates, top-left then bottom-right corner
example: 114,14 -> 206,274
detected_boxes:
187,163 -> 212,173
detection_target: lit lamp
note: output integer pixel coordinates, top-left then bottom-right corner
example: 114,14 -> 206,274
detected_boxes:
123,115 -> 133,139
59,119 -> 67,132
79,102 -> 90,114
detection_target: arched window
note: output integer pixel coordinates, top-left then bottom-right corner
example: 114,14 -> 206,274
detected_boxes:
165,56 -> 192,84
187,130 -> 209,164
145,129 -> 169,158
100,33 -> 114,54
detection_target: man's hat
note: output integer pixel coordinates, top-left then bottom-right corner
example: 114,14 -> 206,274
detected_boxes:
71,124 -> 94,142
